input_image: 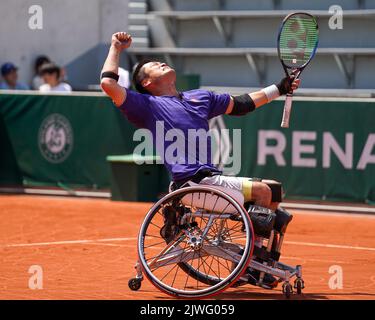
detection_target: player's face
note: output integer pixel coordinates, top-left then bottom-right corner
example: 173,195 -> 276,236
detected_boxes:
142,61 -> 176,86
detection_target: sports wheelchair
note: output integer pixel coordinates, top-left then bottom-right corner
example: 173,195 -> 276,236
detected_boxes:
128,184 -> 304,299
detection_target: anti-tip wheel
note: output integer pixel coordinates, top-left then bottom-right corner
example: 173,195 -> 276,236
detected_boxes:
282,282 -> 293,299
128,278 -> 142,291
294,278 -> 305,295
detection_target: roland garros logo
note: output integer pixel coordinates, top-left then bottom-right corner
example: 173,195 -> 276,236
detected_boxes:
38,113 -> 73,163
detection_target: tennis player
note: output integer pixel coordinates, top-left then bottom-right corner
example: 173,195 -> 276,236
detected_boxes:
101,32 -> 300,289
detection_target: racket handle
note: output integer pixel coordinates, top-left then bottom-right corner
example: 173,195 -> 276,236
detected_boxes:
281,93 -> 293,128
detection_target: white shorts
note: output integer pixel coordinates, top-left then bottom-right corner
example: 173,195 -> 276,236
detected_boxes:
169,175 -> 254,206
199,175 -> 254,204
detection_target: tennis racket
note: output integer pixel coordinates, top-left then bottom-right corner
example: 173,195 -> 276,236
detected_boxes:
278,12 -> 319,128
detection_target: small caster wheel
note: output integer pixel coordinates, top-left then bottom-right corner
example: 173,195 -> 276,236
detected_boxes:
296,265 -> 303,277
282,282 -> 293,299
294,278 -> 305,295
128,278 -> 142,291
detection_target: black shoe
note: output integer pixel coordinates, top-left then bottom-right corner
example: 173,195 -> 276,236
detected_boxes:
246,268 -> 279,289
160,206 -> 178,243
274,207 -> 293,234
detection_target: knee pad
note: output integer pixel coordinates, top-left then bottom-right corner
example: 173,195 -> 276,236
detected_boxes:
274,207 -> 293,233
265,181 -> 283,203
247,205 -> 276,238
249,178 -> 283,203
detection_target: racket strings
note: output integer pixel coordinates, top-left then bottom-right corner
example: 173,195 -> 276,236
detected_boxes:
279,15 -> 318,67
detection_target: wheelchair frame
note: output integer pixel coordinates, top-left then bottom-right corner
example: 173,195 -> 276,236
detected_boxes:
128,185 -> 304,299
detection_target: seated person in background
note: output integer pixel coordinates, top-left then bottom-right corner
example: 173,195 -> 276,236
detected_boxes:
118,67 -> 130,89
0,62 -> 29,90
39,63 -> 72,92
31,55 -> 50,90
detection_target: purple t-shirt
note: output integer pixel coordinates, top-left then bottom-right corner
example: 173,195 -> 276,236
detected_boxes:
119,89 -> 230,182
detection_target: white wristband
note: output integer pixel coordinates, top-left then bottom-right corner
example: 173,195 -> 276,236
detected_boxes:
262,84 -> 280,103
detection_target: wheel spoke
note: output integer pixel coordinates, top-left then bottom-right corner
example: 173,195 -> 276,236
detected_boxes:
183,248 -> 197,291
145,233 -> 164,239
143,239 -> 170,249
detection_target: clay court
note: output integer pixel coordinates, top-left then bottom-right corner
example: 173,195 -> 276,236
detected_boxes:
0,194 -> 374,300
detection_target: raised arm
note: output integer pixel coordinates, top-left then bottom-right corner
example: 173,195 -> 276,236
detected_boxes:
100,32 -> 132,106
225,76 -> 300,115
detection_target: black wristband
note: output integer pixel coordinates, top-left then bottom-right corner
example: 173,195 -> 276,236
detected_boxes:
229,94 -> 256,116
101,71 -> 119,82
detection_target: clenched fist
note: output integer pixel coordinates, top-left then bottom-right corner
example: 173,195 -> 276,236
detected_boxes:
111,32 -> 132,52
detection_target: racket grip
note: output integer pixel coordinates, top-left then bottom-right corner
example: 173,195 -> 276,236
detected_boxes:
281,93 -> 293,128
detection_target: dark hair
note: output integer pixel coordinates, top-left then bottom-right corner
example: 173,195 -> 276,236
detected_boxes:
132,59 -> 155,94
35,55 -> 50,73
39,63 -> 60,78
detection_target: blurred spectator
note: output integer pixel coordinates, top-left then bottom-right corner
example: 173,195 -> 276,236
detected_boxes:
39,63 -> 72,92
31,55 -> 50,90
0,62 -> 29,90
118,67 -> 130,89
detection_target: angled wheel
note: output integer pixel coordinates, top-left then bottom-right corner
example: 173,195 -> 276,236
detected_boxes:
137,186 -> 254,299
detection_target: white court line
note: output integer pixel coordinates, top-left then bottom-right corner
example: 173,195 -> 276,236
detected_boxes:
85,243 -> 351,264
2,237 -> 375,252
283,202 -> 375,214
1,237 -> 137,248
86,242 -> 135,248
281,256 -> 348,264
0,187 -> 111,198
284,240 -> 375,252
290,210 -> 375,219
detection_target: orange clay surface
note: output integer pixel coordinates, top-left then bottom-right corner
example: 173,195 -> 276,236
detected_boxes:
0,195 -> 374,300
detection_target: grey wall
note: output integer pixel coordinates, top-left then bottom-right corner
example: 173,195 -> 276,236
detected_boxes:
0,0 -> 129,88
165,0 -> 375,10
144,0 -> 375,90
173,16 -> 375,48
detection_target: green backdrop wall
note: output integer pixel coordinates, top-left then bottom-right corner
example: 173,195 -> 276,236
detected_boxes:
0,93 -> 138,190
0,92 -> 374,203
223,98 -> 375,204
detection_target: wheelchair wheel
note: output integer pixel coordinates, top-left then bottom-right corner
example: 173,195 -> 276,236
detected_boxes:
137,186 -> 254,298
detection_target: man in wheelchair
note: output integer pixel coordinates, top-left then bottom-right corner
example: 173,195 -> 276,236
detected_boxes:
166,175 -> 294,289
101,32 -> 300,290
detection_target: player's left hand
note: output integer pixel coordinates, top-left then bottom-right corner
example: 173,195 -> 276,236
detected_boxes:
277,76 -> 301,95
